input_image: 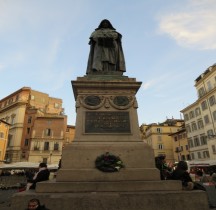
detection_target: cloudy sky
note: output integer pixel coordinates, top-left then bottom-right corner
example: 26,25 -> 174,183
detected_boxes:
0,0 -> 216,125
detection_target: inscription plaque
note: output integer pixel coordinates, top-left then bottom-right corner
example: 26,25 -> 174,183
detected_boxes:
85,111 -> 131,133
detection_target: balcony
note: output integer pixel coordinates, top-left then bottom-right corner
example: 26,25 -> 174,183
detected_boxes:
175,148 -> 182,153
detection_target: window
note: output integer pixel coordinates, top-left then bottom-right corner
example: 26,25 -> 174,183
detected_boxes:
197,152 -> 202,159
27,128 -> 30,134
8,98 -> 13,104
188,139 -> 194,148
207,81 -> 212,91
186,125 -> 191,133
54,142 -> 59,151
190,153 -> 195,160
28,116 -> 32,123
45,128 -> 51,136
185,145 -> 189,150
184,114 -> 189,121
207,129 -> 214,137
189,111 -> 194,119
15,95 -> 19,101
11,115 -> 15,125
201,101 -> 207,111
24,139 -> 29,146
174,136 -> 178,141
0,132 -> 4,139
175,147 -> 180,152
197,119 -> 204,129
158,144 -> 163,149
194,137 -> 200,147
198,87 -> 205,98
34,142 -> 40,150
54,103 -> 60,108
212,145 -> 216,153
195,108 -> 201,116
31,95 -> 35,100
209,95 -> 216,106
203,151 -> 210,158
44,142 -> 49,150
181,155 -> 186,161
200,135 -> 207,145
191,122 -> 197,131
156,128 -> 162,133
204,115 -> 210,124
186,154 -> 191,160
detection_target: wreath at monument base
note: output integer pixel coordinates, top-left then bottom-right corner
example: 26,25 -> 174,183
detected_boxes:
95,152 -> 124,172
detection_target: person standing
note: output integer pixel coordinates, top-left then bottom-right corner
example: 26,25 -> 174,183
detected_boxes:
86,19 -> 126,74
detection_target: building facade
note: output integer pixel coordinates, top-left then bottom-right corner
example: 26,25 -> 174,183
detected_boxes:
0,120 -> 10,162
65,125 -> 75,144
170,125 -> 190,162
181,64 -> 216,161
140,119 -> 184,163
0,87 -> 67,163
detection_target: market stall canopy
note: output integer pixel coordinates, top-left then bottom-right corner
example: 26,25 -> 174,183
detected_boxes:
0,162 -> 58,169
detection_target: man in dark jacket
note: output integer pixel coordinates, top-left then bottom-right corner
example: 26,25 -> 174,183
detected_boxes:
171,160 -> 194,190
26,198 -> 49,210
28,163 -> 50,190
155,155 -> 172,180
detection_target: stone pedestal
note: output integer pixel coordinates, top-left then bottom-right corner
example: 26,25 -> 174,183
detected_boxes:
11,74 -> 209,210
55,75 -> 159,184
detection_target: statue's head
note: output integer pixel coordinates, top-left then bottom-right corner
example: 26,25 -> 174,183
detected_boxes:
97,19 -> 116,30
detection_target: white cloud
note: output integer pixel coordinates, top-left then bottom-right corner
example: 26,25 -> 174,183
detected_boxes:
158,0 -> 216,50
143,80 -> 155,90
142,73 -> 174,91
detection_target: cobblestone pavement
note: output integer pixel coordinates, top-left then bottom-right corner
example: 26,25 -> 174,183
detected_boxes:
0,176 -> 26,209
0,189 -> 18,210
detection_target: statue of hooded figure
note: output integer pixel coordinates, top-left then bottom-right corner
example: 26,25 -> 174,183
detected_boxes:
86,19 -> 126,75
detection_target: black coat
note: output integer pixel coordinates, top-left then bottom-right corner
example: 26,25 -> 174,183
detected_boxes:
26,205 -> 50,210
29,169 -> 50,189
171,168 -> 192,187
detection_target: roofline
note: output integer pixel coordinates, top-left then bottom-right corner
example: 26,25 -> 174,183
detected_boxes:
0,87 -> 31,102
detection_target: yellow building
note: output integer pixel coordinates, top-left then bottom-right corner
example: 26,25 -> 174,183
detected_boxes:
0,87 -> 67,163
169,125 -> 190,162
65,125 -> 75,144
140,119 -> 184,163
0,120 -> 10,162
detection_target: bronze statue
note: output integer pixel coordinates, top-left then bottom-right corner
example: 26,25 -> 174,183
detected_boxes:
86,19 -> 126,74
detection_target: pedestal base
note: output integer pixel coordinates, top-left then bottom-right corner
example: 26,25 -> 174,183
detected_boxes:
36,179 -> 182,192
11,190 -> 209,210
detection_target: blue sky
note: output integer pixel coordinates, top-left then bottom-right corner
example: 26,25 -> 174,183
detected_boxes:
1,0 -> 216,125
